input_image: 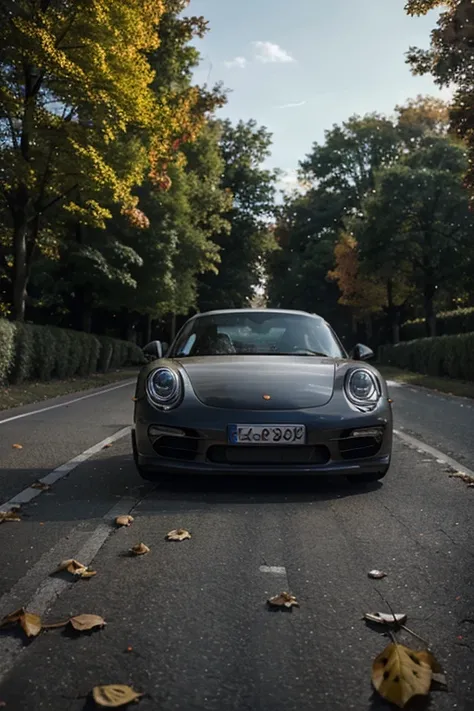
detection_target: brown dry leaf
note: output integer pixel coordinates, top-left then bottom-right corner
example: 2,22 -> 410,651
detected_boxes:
0,608 -> 42,638
417,650 -> 448,688
12,444 -> 23,450
69,614 -> 106,632
92,684 -> 143,708
267,592 -> 299,609
130,543 -> 150,556
166,528 -> 191,541
372,642 -> 431,708
103,443 -> 112,449
115,515 -> 134,527
54,559 -> 96,578
0,511 -> 21,523
449,471 -> 474,485
364,612 -> 407,626
368,570 -> 387,579
31,481 -> 51,491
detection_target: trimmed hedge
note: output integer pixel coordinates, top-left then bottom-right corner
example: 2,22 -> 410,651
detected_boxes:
378,332 -> 474,382
401,307 -> 474,341
0,320 -> 145,385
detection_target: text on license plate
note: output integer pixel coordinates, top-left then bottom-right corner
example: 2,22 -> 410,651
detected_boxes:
228,424 -> 306,445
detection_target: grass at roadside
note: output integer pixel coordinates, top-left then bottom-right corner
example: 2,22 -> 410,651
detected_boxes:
376,364 -> 474,400
0,368 -> 138,412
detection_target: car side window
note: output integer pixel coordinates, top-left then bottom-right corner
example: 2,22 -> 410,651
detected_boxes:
177,333 -> 196,356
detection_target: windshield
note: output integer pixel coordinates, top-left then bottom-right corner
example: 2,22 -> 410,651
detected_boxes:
170,312 -> 345,358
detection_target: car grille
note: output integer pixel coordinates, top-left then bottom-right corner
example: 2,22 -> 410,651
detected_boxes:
338,431 -> 383,460
206,445 -> 330,466
152,432 -> 199,461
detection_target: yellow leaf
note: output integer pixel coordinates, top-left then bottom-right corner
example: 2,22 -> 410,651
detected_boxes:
115,515 -> 134,527
130,543 -> 150,556
166,528 -> 191,541
12,444 -> 23,449
31,481 -> 51,491
0,511 -> 21,523
0,608 -> 42,638
69,614 -> 106,632
267,592 -> 299,609
372,643 -> 432,708
54,559 -> 96,578
92,684 -> 143,707
417,650 -> 447,688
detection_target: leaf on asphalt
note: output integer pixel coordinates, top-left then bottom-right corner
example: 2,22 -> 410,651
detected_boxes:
0,511 -> 21,523
368,570 -> 387,579
69,614 -> 106,632
130,543 -> 150,556
364,612 -> 407,626
0,608 -> 42,638
115,515 -> 134,527
166,528 -> 191,541
92,684 -> 143,707
12,444 -> 23,449
372,642 -> 431,708
103,443 -> 112,449
267,592 -> 299,609
54,559 -> 97,578
449,471 -> 474,485
30,481 -> 51,491
417,650 -> 448,688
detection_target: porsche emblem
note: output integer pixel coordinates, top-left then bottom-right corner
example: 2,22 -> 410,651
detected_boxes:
262,394 -> 271,400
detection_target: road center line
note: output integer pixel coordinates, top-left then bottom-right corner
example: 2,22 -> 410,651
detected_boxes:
0,379 -> 135,426
0,494 -> 145,684
0,426 -> 131,511
394,429 -> 474,478
259,565 -> 287,575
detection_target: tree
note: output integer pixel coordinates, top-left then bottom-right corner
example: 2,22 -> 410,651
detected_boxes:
405,0 -> 474,199
196,119 -> 278,312
0,0 -> 222,321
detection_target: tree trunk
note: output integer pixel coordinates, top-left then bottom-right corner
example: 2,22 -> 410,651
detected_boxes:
424,283 -> 436,337
386,279 -> 400,344
12,219 -> 29,321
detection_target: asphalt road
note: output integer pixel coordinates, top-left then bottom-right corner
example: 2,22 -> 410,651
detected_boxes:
0,378 -> 473,711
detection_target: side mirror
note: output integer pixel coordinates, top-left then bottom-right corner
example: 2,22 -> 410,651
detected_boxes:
143,340 -> 164,360
351,343 -> 374,361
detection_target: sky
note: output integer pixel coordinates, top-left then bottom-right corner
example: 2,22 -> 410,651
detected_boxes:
188,0 -> 452,193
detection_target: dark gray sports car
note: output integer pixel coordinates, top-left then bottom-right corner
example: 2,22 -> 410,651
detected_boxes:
132,309 -> 392,483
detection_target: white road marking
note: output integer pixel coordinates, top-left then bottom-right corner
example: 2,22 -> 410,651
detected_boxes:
0,379 -> 134,426
0,495 -> 143,683
0,426 -> 131,510
394,429 -> 474,479
259,565 -> 287,575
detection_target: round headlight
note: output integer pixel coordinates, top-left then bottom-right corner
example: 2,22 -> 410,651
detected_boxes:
146,367 -> 182,409
346,368 -> 378,403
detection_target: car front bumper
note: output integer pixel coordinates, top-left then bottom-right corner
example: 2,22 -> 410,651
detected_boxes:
134,398 -> 393,477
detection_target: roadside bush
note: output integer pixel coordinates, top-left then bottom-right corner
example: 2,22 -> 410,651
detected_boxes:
0,319 -> 15,383
378,332 -> 474,381
401,307 -> 474,341
0,320 -> 144,384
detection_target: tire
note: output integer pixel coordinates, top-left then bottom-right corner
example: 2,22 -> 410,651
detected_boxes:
346,470 -> 388,485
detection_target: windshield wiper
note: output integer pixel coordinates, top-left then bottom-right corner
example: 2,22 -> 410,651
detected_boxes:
282,350 -> 330,357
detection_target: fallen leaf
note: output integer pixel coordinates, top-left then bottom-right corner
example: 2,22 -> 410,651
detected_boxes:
54,559 -> 97,579
103,443 -> 112,449
92,684 -> 143,708
372,643 -> 431,708
267,592 -> 299,609
131,397 -> 138,402
364,612 -> 407,626
12,444 -> 23,449
69,614 -> 106,631
30,481 -> 51,491
449,471 -> 474,485
0,608 -> 42,638
166,528 -> 191,541
417,650 -> 448,688
115,515 -> 134,527
130,543 -> 150,556
0,511 -> 21,523
368,570 -> 387,579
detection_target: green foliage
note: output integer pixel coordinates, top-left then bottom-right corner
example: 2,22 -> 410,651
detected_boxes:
401,307 -> 474,341
378,332 -> 474,381
0,319 -> 15,383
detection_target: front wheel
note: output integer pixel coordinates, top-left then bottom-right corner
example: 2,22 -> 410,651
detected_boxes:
346,470 -> 388,485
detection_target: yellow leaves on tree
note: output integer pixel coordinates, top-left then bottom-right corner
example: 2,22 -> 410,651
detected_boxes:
328,233 -> 386,316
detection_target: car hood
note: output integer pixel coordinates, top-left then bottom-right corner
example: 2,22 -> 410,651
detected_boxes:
176,355 -> 336,410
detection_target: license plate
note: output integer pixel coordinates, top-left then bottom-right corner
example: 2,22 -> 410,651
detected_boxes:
228,424 -> 306,445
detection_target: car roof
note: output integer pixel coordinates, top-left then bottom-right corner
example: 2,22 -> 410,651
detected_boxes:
191,308 -> 323,320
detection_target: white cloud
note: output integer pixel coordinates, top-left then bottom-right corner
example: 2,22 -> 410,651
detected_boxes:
276,100 -> 306,109
224,56 -> 247,69
253,41 -> 295,64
